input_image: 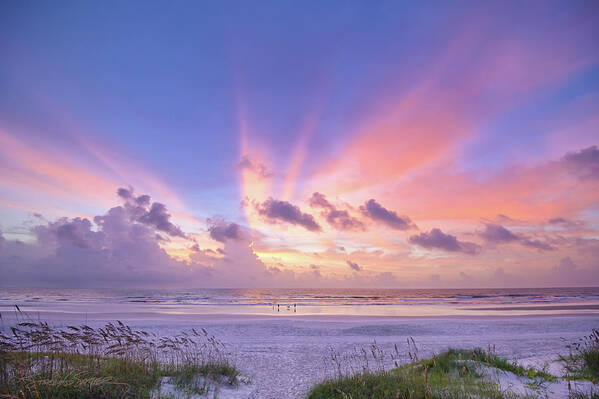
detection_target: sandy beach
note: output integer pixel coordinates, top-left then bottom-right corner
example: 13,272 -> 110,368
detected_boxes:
2,304 -> 597,398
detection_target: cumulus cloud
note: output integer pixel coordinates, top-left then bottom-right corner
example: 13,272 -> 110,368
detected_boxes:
0,189 -> 279,288
547,217 -> 584,229
117,187 -> 185,237
237,156 -> 272,178
309,193 -> 365,231
479,224 -> 519,243
33,217 -> 102,249
479,224 -> 555,251
520,238 -> 555,251
562,145 -> 599,180
310,264 -> 321,278
409,228 -> 480,255
547,257 -> 599,286
207,218 -> 243,242
346,260 -> 361,271
360,199 -> 416,230
0,208 -> 208,287
256,198 -> 321,232
308,192 -> 331,209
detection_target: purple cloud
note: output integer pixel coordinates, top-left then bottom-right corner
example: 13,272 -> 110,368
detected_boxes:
310,264 -> 322,278
548,217 -> 567,224
479,224 -> 519,243
562,146 -> 599,180
547,217 -> 583,229
520,238 -> 555,251
309,192 -> 365,231
208,218 -> 243,242
547,257 -> 599,286
257,198 -> 321,232
1,205 -> 209,287
117,187 -> 185,238
360,199 -> 416,230
309,192 -> 332,209
0,231 -> 5,252
139,203 -> 185,237
479,224 -> 555,251
33,217 -> 103,249
237,156 -> 272,178
327,209 -> 365,231
117,187 -> 133,199
409,228 -> 481,255
346,260 -> 361,271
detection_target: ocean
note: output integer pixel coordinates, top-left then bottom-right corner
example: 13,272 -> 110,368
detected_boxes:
1,287 -> 598,317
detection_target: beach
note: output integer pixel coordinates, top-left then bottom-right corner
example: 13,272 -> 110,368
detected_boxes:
1,287 -> 598,398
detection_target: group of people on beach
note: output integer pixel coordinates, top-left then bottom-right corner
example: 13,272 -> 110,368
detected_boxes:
272,303 -> 297,312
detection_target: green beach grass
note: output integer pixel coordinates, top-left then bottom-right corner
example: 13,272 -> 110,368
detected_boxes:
0,317 -> 239,399
308,347 -> 554,399
561,329 -> 599,383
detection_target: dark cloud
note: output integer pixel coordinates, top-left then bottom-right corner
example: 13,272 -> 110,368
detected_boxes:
135,194 -> 151,207
139,203 -> 185,237
0,231 -> 5,252
479,224 -> 555,251
360,199 -> 416,230
562,146 -> 599,180
117,187 -> 133,200
207,218 -> 243,242
479,224 -> 519,243
520,238 -> 555,251
237,156 -> 272,178
547,217 -> 584,229
257,198 -> 321,232
309,192 -> 332,209
116,187 -> 185,238
346,260 -> 361,271
548,217 -> 568,224
409,228 -> 481,255
327,210 -> 365,231
309,193 -> 365,231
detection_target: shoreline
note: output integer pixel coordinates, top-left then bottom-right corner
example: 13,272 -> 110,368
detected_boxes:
2,307 -> 598,323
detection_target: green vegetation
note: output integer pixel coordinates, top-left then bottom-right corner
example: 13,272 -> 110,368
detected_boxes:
0,318 -> 239,398
561,329 -> 599,383
309,347 -> 555,399
426,348 -> 555,382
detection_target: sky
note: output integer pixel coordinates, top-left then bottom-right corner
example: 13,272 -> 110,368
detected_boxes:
1,0 -> 599,288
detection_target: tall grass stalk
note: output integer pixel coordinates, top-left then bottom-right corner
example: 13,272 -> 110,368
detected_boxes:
0,315 -> 238,398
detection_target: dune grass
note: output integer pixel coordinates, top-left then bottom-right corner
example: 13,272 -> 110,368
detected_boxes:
309,346 -> 555,399
428,348 -> 555,382
0,316 -> 239,398
561,329 -> 599,383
